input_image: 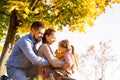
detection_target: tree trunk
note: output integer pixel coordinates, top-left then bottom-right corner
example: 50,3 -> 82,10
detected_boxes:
0,9 -> 18,76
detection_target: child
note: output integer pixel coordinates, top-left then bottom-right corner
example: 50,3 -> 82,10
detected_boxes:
55,39 -> 79,79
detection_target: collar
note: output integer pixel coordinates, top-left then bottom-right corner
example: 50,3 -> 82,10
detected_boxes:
28,33 -> 36,44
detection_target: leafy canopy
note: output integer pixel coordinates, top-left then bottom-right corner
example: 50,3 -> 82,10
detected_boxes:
0,0 -> 120,42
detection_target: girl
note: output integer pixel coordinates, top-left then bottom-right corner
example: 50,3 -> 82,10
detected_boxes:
55,39 -> 79,78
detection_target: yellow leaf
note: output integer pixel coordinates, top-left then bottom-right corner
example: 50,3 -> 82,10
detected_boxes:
88,20 -> 94,27
24,7 -> 30,14
8,6 -> 19,13
69,26 -> 76,32
23,14 -> 28,19
100,7 -> 105,13
47,25 -> 56,30
114,0 -> 120,3
78,26 -> 85,32
34,8 -> 39,14
51,0 -> 58,3
57,25 -> 63,31
50,11 -> 55,15
17,24 -> 30,36
55,9 -> 60,13
109,5 -> 113,8
0,46 -> 3,52
56,3 -> 62,8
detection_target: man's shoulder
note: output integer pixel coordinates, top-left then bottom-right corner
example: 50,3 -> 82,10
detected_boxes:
16,34 -> 32,44
22,34 -> 30,39
21,34 -> 32,41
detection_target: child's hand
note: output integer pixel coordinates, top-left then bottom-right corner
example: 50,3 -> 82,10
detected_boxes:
63,63 -> 70,69
55,50 -> 64,59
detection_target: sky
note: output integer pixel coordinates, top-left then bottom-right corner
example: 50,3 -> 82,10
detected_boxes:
52,4 -> 120,54
51,4 -> 120,80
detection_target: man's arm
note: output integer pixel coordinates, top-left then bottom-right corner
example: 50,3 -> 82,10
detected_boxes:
39,44 -> 64,68
19,39 -> 50,66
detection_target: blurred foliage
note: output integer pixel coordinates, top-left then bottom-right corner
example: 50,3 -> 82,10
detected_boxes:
0,46 -> 3,52
0,0 -> 120,43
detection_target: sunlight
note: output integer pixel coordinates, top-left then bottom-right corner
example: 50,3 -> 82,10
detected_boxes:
51,4 -> 120,80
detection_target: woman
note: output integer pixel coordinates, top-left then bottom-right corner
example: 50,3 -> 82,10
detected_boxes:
37,29 -> 65,80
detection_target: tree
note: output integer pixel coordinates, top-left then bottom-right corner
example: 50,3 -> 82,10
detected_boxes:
0,0 -> 120,76
79,40 -> 116,80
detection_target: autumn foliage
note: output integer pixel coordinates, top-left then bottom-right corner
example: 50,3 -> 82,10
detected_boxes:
0,0 -> 120,42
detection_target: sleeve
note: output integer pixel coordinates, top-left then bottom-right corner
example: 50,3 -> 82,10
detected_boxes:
63,53 -> 73,69
19,39 -> 50,66
39,44 -> 64,68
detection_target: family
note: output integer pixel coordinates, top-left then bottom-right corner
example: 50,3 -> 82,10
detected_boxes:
4,21 -> 79,80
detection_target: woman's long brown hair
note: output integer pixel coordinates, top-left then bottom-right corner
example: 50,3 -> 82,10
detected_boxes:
42,28 -> 56,43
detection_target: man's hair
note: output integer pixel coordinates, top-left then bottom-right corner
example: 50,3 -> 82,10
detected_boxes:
30,21 -> 45,30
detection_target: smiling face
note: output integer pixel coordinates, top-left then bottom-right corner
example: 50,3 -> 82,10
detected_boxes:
32,27 -> 45,42
58,39 -> 71,54
46,32 -> 56,45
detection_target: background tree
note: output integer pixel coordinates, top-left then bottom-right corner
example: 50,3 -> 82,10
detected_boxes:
0,0 -> 120,76
79,40 -> 117,80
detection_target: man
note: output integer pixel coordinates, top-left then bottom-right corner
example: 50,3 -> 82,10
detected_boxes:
5,21 -> 50,80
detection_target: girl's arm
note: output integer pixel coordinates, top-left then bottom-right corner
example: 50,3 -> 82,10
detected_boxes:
63,53 -> 73,69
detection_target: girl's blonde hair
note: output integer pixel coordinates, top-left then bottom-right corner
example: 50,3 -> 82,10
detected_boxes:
59,39 -> 79,70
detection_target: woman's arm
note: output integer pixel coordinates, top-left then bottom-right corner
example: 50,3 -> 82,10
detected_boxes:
19,39 -> 50,66
38,44 -> 64,68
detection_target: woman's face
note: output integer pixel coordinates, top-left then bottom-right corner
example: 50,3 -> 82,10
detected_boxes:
46,32 -> 56,44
